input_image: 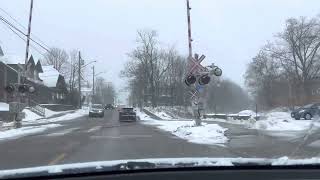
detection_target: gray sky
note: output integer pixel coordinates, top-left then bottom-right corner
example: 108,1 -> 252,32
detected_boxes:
1,0 -> 320,103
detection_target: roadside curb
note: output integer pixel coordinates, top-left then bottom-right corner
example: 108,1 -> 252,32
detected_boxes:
142,108 -> 163,120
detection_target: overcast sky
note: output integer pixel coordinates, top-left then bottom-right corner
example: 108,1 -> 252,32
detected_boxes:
1,0 -> 320,103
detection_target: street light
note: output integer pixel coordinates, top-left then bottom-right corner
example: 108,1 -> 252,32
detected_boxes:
81,60 -> 97,69
95,71 -> 107,77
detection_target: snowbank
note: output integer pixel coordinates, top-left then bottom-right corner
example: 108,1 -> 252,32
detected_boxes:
0,124 -> 61,140
0,102 -> 9,111
22,109 -> 42,122
142,118 -> 227,145
144,107 -> 174,120
206,111 -> 313,131
251,112 -> 310,131
45,108 -> 65,117
46,109 -> 87,123
136,109 -> 154,121
137,109 -> 227,145
238,110 -> 257,117
21,109 -> 87,125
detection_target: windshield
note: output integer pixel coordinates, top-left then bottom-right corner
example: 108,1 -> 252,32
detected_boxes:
303,104 -> 314,108
2,0 -> 320,177
92,104 -> 103,109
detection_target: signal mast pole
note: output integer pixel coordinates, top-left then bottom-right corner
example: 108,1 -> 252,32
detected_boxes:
25,0 -> 34,72
186,0 -> 201,126
186,0 -> 193,58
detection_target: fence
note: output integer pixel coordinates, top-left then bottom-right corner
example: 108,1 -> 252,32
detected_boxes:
203,113 -> 260,120
28,99 -> 45,117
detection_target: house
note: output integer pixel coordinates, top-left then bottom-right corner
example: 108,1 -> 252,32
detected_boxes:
38,65 -> 68,104
0,46 -> 68,104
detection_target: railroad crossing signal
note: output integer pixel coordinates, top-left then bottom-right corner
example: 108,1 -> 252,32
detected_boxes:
185,53 -> 222,87
5,84 -> 36,94
188,53 -> 206,74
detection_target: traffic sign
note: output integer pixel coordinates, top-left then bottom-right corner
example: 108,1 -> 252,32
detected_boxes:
188,54 -> 206,74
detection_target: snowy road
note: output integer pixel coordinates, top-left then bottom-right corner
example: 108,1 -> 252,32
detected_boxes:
0,110 -> 320,170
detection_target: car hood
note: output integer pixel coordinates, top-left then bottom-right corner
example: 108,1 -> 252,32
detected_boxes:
292,108 -> 306,113
1,157 -> 320,179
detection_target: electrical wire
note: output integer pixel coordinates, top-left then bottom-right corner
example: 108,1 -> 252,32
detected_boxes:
0,7 -> 51,49
1,21 -> 46,57
0,14 -> 51,53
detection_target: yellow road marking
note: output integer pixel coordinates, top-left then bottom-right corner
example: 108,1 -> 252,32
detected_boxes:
48,153 -> 66,165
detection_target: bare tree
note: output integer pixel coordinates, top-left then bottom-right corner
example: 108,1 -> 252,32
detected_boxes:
93,77 -> 116,104
245,50 -> 282,108
67,50 -> 79,92
266,17 -> 320,101
245,16 -> 320,108
43,47 -> 69,72
121,30 -> 191,107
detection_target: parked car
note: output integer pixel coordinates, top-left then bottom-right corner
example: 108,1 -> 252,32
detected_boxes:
119,107 -> 137,122
105,104 -> 114,110
291,103 -> 320,120
89,104 -> 104,117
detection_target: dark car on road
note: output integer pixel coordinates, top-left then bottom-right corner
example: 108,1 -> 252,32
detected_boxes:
291,103 -> 320,120
105,104 -> 114,110
119,107 -> 137,122
89,104 -> 105,118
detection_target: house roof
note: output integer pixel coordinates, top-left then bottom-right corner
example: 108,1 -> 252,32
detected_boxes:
39,65 -> 61,87
35,60 -> 43,73
27,55 -> 35,68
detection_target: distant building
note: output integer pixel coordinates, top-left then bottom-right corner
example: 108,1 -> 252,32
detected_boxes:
81,87 -> 93,106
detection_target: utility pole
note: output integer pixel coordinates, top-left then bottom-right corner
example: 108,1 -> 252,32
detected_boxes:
92,66 -> 95,95
186,0 -> 193,58
78,51 -> 82,109
24,0 -> 34,72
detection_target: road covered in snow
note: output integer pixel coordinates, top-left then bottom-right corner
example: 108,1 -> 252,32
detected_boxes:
1,107 -> 320,171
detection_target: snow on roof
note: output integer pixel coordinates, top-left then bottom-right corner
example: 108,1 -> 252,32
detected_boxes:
0,102 -> 9,112
0,54 -> 25,64
81,87 -> 92,92
39,65 -> 60,87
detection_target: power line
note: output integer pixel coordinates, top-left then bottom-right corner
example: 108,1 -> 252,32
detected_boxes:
0,14 -> 51,54
0,7 -> 51,50
0,7 -> 27,30
1,21 -> 46,57
0,15 -> 26,36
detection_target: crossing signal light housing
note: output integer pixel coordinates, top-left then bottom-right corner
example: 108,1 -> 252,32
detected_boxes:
198,75 -> 211,85
28,86 -> 36,93
18,85 -> 28,93
185,75 -> 196,86
213,67 -> 222,76
5,85 -> 15,93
